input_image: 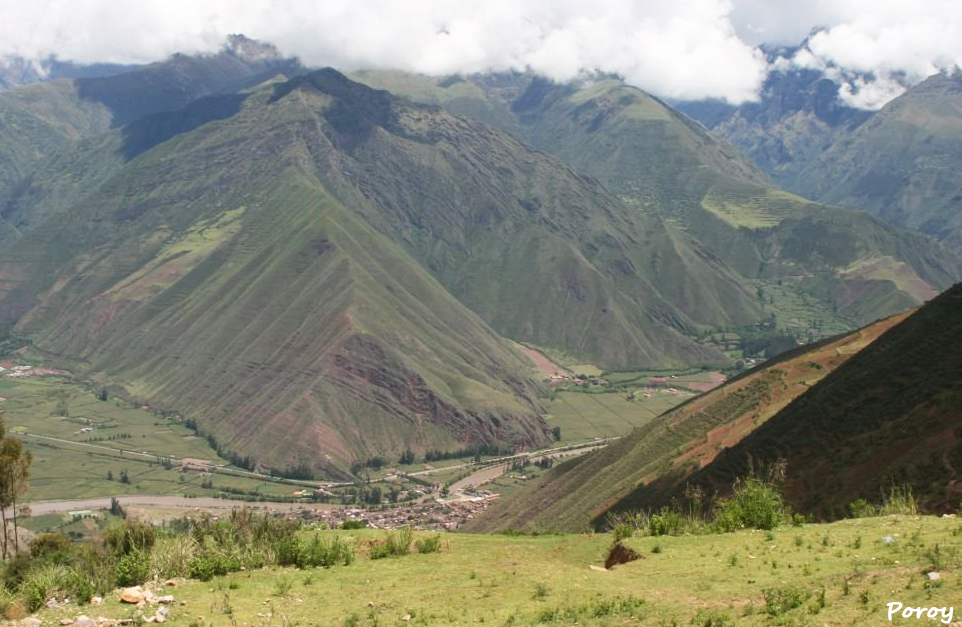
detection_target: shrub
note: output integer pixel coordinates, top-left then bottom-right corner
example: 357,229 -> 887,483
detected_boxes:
713,477 -> 785,531
340,520 -> 366,530
28,534 -> 70,559
106,519 -> 156,556
611,523 -> 634,543
297,534 -> 354,568
415,534 -> 442,554
763,585 -> 810,616
115,550 -> 151,587
849,498 -> 876,518
187,553 -> 229,582
370,529 -> 413,559
649,508 -> 685,536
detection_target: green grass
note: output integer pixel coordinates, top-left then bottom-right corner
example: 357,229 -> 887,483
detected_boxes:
1,377 -> 304,501
545,391 -> 683,443
22,516 -> 962,627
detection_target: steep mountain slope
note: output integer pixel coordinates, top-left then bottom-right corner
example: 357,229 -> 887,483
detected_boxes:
0,36 -> 300,202
0,69 -> 791,473
0,73 -> 558,475
680,282 -> 962,517
468,308 -> 914,532
675,60 -> 871,187
793,72 -> 962,249
352,71 -> 961,330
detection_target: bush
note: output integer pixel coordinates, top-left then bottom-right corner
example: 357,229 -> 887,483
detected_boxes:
340,520 -> 366,530
649,508 -> 685,536
849,498 -> 876,518
21,565 -> 67,612
106,519 -> 156,556
187,553 -> 229,582
115,550 -> 151,587
297,534 -> 354,568
370,529 -> 413,560
414,534 -> 442,554
28,534 -> 70,559
713,477 -> 785,532
763,585 -> 810,616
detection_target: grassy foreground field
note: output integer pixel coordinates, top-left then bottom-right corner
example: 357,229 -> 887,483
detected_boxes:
24,515 -> 960,627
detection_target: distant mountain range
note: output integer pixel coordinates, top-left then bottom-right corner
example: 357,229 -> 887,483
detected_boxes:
0,37 -> 958,478
679,65 -> 962,251
471,282 -> 961,531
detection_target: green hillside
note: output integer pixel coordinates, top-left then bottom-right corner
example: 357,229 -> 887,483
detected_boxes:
678,281 -> 962,518
352,71 -> 962,332
0,69 -> 794,474
0,36 -> 298,207
794,72 -> 962,249
468,308 -> 914,532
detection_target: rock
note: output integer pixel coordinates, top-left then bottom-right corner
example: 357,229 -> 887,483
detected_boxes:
120,588 -> 146,604
882,535 -> 894,544
45,598 -> 59,609
155,596 -> 174,604
91,597 -> 103,606
59,620 -> 72,626
401,615 -> 411,622
72,615 -> 97,627
588,565 -> 607,572
21,618 -> 42,627
156,607 -> 169,618
927,571 -> 941,580
367,602 -> 374,607
98,620 -> 119,627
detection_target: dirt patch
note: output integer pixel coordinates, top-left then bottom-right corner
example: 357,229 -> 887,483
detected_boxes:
518,345 -> 569,377
604,542 -> 642,569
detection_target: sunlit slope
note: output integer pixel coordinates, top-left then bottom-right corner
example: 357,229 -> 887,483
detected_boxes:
683,281 -> 962,517
469,310 -> 910,532
354,71 -> 962,327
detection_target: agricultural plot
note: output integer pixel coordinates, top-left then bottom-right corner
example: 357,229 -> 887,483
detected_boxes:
0,377 -> 303,501
545,391 -> 687,443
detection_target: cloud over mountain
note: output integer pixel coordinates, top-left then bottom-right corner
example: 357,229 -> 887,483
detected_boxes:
1,0 -> 959,108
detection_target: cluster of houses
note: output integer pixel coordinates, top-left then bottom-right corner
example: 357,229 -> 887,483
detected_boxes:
305,494 -> 499,531
1,365 -> 34,378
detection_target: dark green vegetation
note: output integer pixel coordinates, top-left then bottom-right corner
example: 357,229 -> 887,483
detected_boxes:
470,284 -> 958,532
352,70 -> 961,333
681,281 -> 962,519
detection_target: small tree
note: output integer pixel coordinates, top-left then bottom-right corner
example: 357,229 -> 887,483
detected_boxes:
0,415 -> 32,556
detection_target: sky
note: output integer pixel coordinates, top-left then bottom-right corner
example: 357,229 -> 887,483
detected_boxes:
1,0 -> 960,109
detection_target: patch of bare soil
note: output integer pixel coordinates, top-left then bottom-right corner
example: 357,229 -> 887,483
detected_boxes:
604,542 -> 641,569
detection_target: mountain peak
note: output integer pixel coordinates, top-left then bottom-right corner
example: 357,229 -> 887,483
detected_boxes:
224,34 -> 283,63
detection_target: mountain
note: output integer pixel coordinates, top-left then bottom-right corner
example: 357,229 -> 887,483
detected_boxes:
0,68 -> 801,474
467,304 -> 920,532
675,55 -> 871,188
676,281 -> 962,518
792,72 -> 962,250
0,56 -> 137,91
0,36 -> 301,203
352,71 -> 962,331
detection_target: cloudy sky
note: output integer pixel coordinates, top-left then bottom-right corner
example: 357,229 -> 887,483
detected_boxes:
1,0 -> 960,108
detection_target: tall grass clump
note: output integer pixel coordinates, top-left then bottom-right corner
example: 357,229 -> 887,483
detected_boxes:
879,485 -> 918,516
370,529 -> 413,559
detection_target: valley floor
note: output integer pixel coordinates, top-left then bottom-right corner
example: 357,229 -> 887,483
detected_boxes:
17,515 -> 961,627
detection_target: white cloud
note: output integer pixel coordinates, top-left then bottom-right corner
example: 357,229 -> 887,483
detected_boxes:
0,0 -> 959,108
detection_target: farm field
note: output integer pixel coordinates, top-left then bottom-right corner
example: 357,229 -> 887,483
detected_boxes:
545,390 -> 688,444
0,376 -> 304,501
25,514 -> 961,627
